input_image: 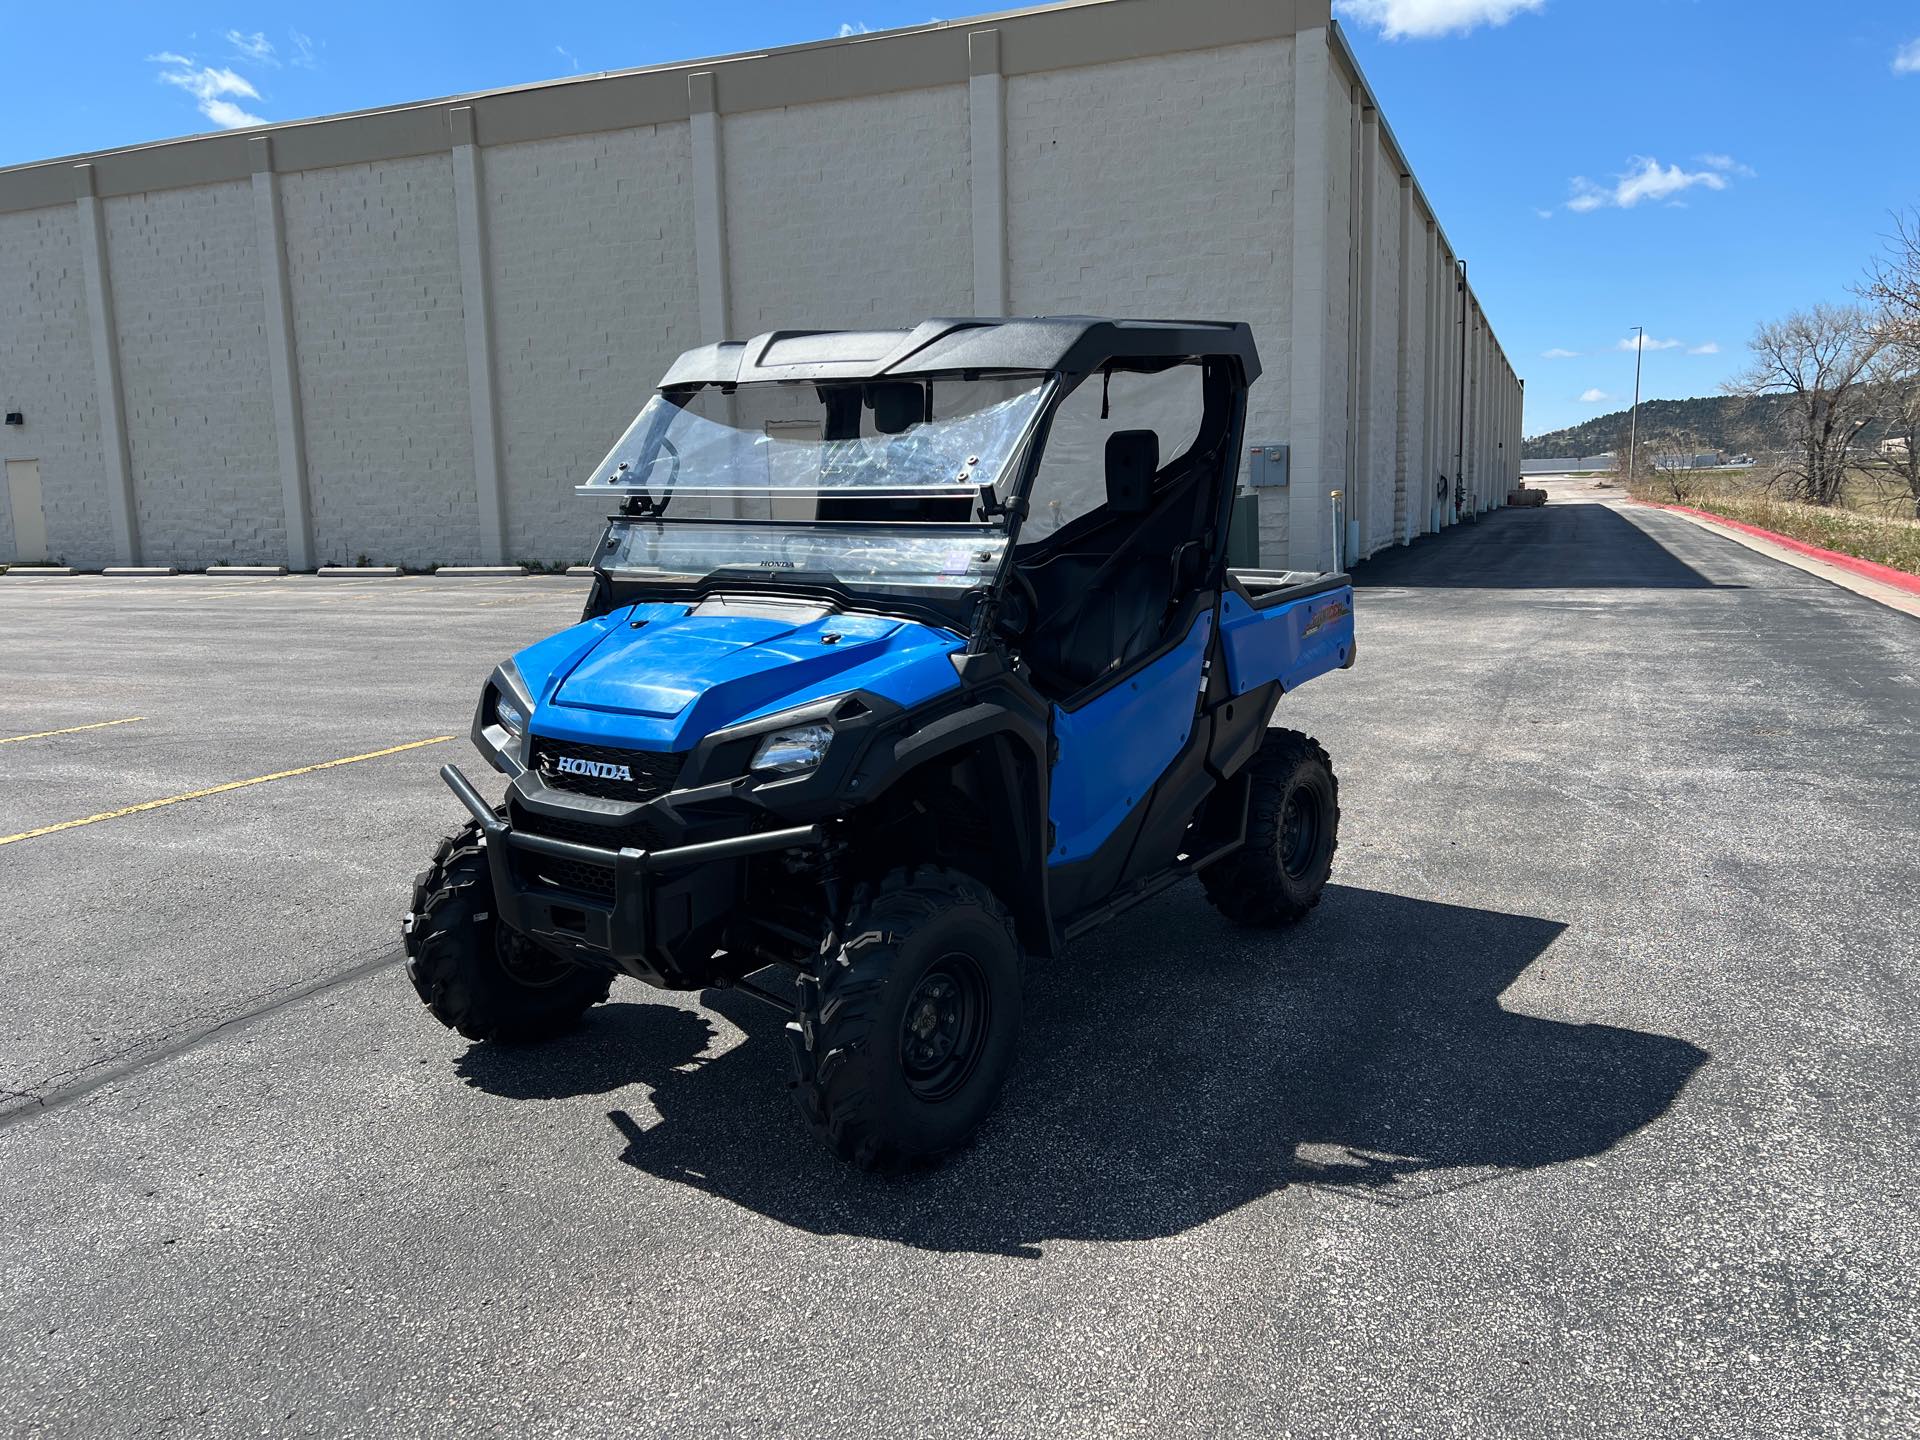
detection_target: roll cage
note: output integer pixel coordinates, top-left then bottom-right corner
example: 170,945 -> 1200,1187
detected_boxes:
581,317 -> 1261,653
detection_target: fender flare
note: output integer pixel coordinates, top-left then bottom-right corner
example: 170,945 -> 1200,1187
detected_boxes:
850,696 -> 1058,958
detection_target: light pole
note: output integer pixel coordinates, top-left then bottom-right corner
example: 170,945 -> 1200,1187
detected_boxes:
1626,325 -> 1645,482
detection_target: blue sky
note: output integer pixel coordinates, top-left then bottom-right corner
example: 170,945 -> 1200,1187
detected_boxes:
3,1 -> 1917,435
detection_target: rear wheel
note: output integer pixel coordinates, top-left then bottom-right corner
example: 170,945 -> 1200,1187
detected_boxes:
403,820 -> 612,1041
1200,728 -> 1340,927
786,867 -> 1022,1171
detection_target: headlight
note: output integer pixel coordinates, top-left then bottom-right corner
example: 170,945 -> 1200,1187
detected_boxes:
750,723 -> 832,776
493,691 -> 527,737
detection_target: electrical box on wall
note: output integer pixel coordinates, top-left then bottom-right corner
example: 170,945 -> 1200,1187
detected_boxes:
1247,442 -> 1288,487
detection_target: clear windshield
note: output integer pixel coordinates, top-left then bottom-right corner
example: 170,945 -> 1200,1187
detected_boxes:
594,521 -> 1008,596
584,376 -> 1048,500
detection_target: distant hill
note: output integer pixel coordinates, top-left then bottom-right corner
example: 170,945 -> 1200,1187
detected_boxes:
1523,394 -> 1801,460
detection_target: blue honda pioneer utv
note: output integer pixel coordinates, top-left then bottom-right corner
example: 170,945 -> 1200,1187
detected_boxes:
404,317 -> 1355,1170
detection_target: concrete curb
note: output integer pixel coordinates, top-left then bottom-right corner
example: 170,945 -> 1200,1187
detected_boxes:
433,565 -> 527,577
103,566 -> 180,576
0,566 -> 77,576
317,566 -> 403,577
565,565 -> 598,576
204,564 -> 289,576
1640,502 -> 1920,596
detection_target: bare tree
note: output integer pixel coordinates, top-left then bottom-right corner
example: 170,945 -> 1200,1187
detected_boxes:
1727,304 -> 1884,505
1643,433 -> 1715,503
1864,343 -> 1920,518
1608,440 -> 1638,488
1864,209 -> 1920,348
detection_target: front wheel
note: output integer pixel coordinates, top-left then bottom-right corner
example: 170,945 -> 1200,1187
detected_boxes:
403,820 -> 612,1041
787,867 -> 1023,1171
1200,729 -> 1340,927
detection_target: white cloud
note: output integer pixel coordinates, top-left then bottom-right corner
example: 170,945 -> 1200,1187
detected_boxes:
1618,335 -> 1682,352
556,44 -> 581,72
1688,341 -> 1720,355
1567,156 -> 1732,213
1579,389 -> 1613,404
1541,348 -> 1579,359
1894,38 -> 1920,74
1699,153 -> 1756,178
1335,0 -> 1544,39
288,31 -> 319,69
224,30 -> 276,65
202,97 -> 268,128
150,53 -> 266,129
1534,207 -> 1555,220
838,22 -> 872,37
1616,160 -> 1726,206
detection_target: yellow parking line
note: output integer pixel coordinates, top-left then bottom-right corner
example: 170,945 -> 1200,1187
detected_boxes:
0,736 -> 454,848
0,717 -> 146,745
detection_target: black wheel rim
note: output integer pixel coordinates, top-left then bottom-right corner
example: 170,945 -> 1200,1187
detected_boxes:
899,953 -> 990,1103
495,927 -> 574,990
1279,782 -> 1326,880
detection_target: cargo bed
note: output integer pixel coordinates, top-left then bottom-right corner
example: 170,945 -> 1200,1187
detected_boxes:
1226,568 -> 1351,609
1219,569 -> 1355,693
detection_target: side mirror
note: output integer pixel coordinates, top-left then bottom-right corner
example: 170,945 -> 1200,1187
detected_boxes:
1105,430 -> 1157,514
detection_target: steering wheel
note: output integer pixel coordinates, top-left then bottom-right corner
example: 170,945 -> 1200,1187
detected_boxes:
652,438 -> 681,489
614,439 -> 680,489
616,440 -> 682,521
999,565 -> 1039,639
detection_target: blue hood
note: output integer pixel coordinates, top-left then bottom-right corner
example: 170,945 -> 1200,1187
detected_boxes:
515,601 -> 965,750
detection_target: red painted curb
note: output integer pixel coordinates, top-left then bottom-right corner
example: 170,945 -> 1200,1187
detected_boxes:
1640,501 -> 1920,596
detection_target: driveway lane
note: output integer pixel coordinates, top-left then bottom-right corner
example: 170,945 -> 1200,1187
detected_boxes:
0,577 -> 590,1111
1,505 -> 1916,1436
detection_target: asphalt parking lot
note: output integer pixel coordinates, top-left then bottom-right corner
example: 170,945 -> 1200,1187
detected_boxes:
3,492 -> 1916,1438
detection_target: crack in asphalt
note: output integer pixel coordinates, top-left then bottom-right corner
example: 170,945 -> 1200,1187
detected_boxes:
0,943 -> 404,1134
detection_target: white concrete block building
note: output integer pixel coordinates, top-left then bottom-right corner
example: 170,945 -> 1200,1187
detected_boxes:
0,0 -> 1523,572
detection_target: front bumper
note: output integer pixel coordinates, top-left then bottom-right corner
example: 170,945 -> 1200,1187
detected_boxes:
441,764 -> 820,985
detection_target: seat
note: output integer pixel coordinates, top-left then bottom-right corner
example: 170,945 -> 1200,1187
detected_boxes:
1021,552 -> 1172,694
1017,431 -> 1180,696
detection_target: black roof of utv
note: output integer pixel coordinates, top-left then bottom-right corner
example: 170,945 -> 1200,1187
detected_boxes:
657,316 -> 1262,388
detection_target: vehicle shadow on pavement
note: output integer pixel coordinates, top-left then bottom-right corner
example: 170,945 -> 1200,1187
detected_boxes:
1351,503 -> 1743,590
456,884 -> 1708,1257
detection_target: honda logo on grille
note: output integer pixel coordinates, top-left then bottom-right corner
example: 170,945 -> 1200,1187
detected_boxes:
554,756 -> 634,782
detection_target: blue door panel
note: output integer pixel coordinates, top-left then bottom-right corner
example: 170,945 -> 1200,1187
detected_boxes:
1047,611 -> 1213,867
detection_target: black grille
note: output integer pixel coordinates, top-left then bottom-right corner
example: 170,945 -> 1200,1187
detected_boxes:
509,804 -> 672,901
512,805 -> 670,852
526,851 -> 616,900
531,739 -> 683,802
